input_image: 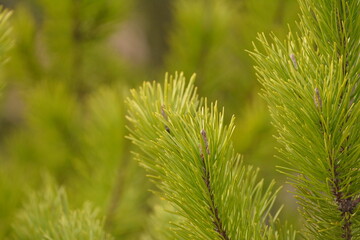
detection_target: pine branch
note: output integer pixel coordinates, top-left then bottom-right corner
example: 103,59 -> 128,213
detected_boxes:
251,0 -> 360,239
13,182 -> 113,240
126,72 -> 296,239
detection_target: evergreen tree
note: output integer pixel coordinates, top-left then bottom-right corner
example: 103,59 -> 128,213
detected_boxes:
251,0 -> 360,239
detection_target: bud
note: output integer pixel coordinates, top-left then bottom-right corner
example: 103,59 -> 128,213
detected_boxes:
290,53 -> 298,70
201,129 -> 210,154
314,87 -> 322,109
161,105 -> 171,133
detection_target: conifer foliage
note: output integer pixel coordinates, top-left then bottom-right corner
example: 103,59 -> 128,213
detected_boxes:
3,0 -> 360,238
251,0 -> 360,239
14,183 -> 113,240
126,73 -> 296,239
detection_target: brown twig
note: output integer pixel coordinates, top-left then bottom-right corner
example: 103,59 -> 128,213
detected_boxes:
200,130 -> 230,240
330,163 -> 359,240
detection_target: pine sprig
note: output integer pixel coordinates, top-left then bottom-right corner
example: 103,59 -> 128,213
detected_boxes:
251,0 -> 360,239
13,183 -> 113,240
126,73 -> 296,239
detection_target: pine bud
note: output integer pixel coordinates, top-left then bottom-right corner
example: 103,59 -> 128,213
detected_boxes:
290,53 -> 298,70
314,87 -> 322,109
201,129 -> 210,154
161,105 -> 171,133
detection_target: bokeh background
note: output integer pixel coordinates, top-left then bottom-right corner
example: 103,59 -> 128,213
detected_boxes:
0,0 -> 300,238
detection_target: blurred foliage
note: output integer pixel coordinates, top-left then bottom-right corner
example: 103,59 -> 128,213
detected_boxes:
13,182 -> 113,240
0,0 -> 301,239
0,7 -> 12,64
0,7 -> 12,91
4,0 -> 133,93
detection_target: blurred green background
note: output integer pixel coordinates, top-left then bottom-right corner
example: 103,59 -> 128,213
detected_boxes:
0,0 -> 300,238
